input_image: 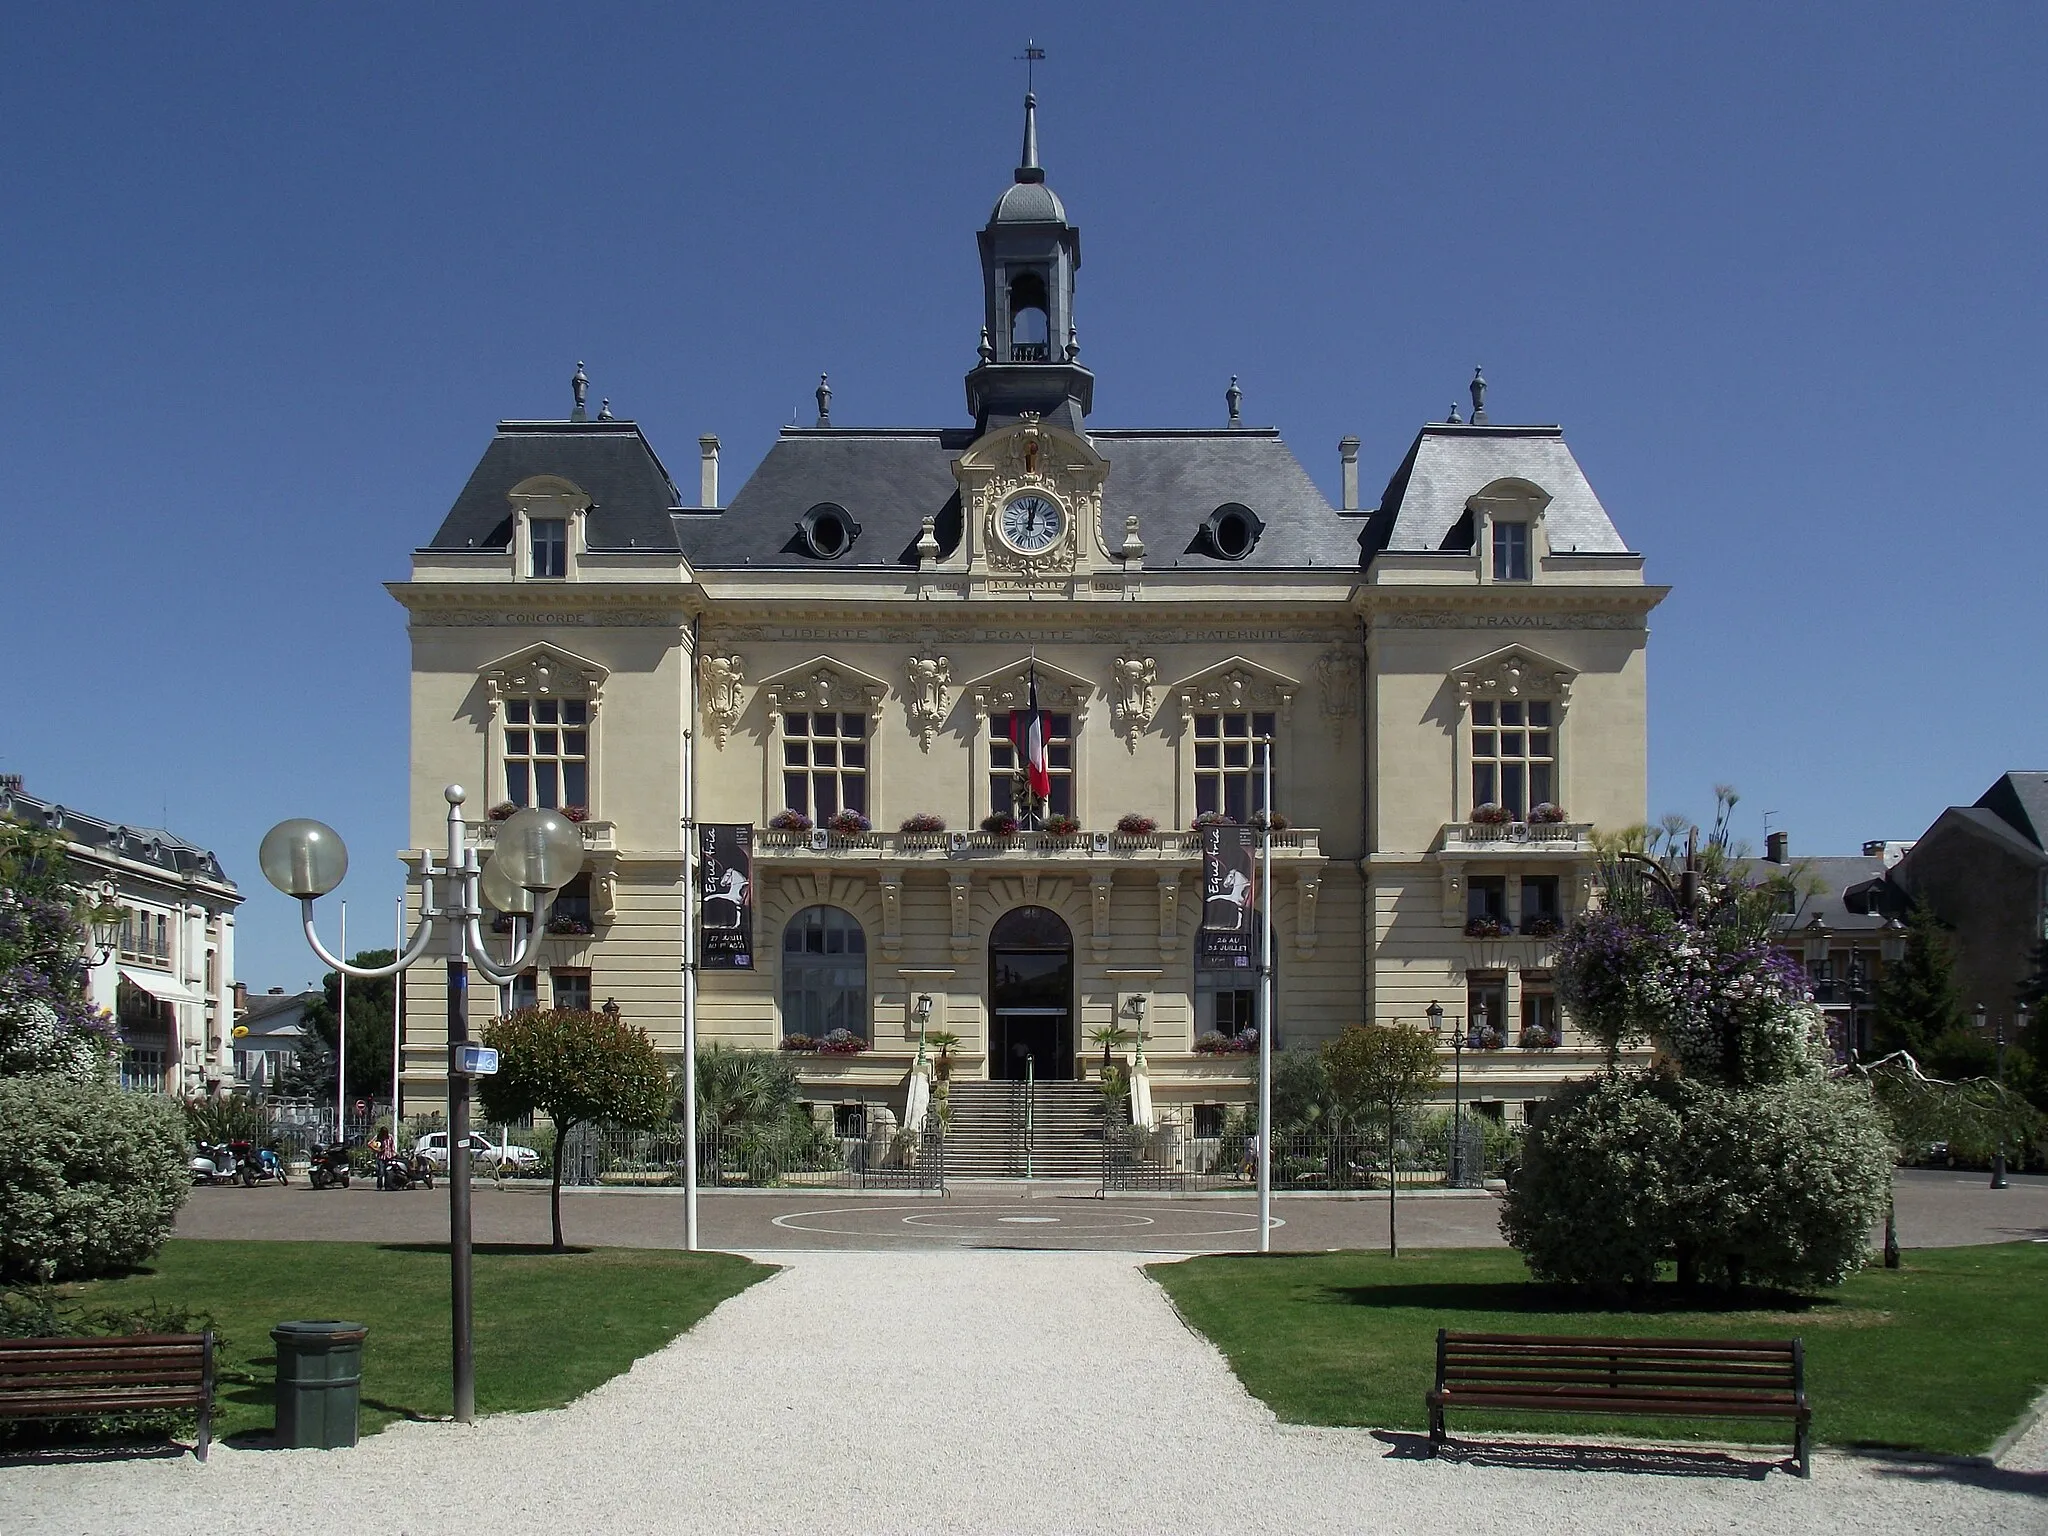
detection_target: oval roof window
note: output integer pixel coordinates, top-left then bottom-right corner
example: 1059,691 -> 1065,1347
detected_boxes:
798,502 -> 859,560
1205,503 -> 1262,561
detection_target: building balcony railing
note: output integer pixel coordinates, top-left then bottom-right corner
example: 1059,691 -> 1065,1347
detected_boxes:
473,819 -> 617,853
755,827 -> 1323,863
1010,342 -> 1050,362
1439,821 -> 1593,854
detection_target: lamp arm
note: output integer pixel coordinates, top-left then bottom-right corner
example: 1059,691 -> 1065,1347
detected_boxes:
303,897 -> 437,977
465,901 -> 547,985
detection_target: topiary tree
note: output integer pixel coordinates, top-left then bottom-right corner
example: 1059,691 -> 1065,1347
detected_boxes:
0,1075 -> 189,1282
477,1008 -> 670,1251
1504,791 -> 1894,1295
1324,1023 -> 1441,1257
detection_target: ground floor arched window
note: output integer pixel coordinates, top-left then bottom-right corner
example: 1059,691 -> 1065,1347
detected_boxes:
781,905 -> 868,1041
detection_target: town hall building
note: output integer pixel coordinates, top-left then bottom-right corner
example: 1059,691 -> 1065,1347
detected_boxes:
390,96 -> 1665,1129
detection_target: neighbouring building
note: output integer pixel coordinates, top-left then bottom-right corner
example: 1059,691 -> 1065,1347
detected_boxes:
0,778 -> 242,1094
231,984 -> 319,1091
390,96 -> 1665,1127
1757,831 -> 1908,1061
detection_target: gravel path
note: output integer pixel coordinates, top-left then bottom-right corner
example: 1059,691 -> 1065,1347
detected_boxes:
4,1251 -> 2043,1535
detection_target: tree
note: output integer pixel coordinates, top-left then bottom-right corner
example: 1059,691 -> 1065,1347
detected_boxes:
1873,898 -> 1966,1056
1323,1023 -> 1442,1257
477,1008 -> 670,1251
298,949 -> 398,1109
0,823 -> 116,1079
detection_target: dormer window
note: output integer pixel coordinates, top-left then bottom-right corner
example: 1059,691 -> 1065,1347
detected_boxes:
531,518 -> 568,578
1493,521 -> 1530,581
1204,503 -> 1263,561
798,503 -> 859,560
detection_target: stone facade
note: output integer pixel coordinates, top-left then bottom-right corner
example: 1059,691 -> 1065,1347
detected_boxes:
389,99 -> 1665,1125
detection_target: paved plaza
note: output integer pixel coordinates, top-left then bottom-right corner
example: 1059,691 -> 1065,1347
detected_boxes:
4,1247 -> 2044,1536
168,1168 -> 2048,1253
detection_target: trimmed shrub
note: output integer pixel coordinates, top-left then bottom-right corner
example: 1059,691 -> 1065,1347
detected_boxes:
0,1075 -> 188,1283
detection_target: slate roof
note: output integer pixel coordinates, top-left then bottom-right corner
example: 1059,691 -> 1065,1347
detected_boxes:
1366,423 -> 1630,557
1776,855 -> 1893,933
993,180 -> 1066,224
236,991 -> 317,1039
425,420 -> 685,553
0,787 -> 238,892
670,425 -> 1363,572
1976,772 -> 2048,851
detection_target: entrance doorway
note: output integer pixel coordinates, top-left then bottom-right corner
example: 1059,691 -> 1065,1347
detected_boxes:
989,906 -> 1074,1081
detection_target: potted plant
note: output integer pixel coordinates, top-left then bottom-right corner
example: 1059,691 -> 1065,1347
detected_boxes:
980,812 -> 1020,836
900,812 -> 947,834
817,1029 -> 871,1056
1193,1030 -> 1257,1056
826,809 -> 871,836
1518,1025 -> 1560,1049
1114,812 -> 1157,837
926,1029 -> 962,1081
779,1034 -> 820,1053
1248,811 -> 1290,833
560,803 -> 589,824
546,914 -> 594,936
1045,813 -> 1082,837
1527,802 -> 1567,825
1463,915 -> 1510,938
1522,914 -> 1561,938
768,809 -> 814,832
1468,802 -> 1511,826
1190,810 -> 1236,829
487,801 -> 518,821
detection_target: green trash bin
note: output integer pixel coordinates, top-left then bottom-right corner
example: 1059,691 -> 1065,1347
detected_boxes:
271,1320 -> 367,1449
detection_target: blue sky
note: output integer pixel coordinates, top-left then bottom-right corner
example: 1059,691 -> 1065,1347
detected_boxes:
4,4 -> 2042,990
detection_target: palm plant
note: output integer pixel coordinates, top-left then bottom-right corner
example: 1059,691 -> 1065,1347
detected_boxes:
689,1043 -> 803,1131
1085,1022 -> 1134,1078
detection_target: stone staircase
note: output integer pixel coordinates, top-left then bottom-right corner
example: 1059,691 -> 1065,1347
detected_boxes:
942,1079 -> 1106,1178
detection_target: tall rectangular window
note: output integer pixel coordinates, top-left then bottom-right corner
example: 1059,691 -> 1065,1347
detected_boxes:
1521,984 -> 1560,1046
504,698 -> 589,811
1493,521 -> 1531,581
782,712 -> 868,820
531,518 -> 567,578
1470,700 -> 1554,818
119,1047 -> 166,1092
155,914 -> 169,961
988,712 -> 1073,820
1466,876 -> 1508,929
1467,974 -> 1508,1046
1520,876 -> 1561,934
511,972 -> 538,1012
551,970 -> 591,1012
1194,712 -> 1277,822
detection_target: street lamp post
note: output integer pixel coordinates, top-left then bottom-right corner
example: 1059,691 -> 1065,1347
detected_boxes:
1428,1000 -> 1470,1187
260,786 -> 581,1423
1984,1001 -> 2009,1190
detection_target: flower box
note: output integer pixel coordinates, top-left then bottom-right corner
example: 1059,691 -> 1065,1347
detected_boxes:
899,813 -> 947,833
768,810 -> 814,833
1527,802 -> 1567,825
1114,813 -> 1158,836
1044,814 -> 1082,837
826,810 -> 872,835
1463,916 -> 1510,939
1192,1030 -> 1258,1056
980,813 -> 1020,836
1468,803 -> 1511,827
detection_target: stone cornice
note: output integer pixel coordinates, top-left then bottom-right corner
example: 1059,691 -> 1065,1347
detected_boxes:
1358,583 -> 1667,630
386,582 -> 699,627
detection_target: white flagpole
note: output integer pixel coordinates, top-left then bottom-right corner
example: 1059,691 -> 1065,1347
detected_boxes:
1257,739 -> 1274,1253
391,894 -> 404,1127
336,901 -> 348,1145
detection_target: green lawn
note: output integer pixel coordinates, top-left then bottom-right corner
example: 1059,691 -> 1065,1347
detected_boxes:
53,1240 -> 772,1442
1149,1244 -> 2048,1457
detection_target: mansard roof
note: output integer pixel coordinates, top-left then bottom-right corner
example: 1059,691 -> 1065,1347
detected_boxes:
1366,423 -> 1630,557
426,420 -> 685,554
0,786 -> 239,894
671,424 -> 1362,572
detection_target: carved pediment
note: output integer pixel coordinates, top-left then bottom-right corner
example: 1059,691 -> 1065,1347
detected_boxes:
758,656 -> 889,712
481,642 -> 608,705
1452,644 -> 1576,705
961,656 -> 1094,715
1169,656 -> 1301,717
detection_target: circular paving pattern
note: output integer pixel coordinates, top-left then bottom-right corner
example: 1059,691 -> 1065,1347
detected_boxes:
769,1201 -> 1283,1247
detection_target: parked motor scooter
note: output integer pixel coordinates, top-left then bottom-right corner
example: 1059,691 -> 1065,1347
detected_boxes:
307,1142 -> 355,1190
190,1142 -> 239,1186
232,1140 -> 289,1186
378,1149 -> 435,1191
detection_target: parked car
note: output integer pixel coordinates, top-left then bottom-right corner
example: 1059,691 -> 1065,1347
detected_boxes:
415,1131 -> 542,1173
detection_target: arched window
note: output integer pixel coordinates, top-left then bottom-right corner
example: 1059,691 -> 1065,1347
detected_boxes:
1009,272 -> 1050,361
781,905 -> 868,1042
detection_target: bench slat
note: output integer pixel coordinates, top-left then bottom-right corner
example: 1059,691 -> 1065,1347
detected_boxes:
0,1333 -> 214,1462
1443,1332 -> 1796,1353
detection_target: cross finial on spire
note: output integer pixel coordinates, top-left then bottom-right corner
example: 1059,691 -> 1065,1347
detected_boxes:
1469,366 -> 1488,425
1016,39 -> 1045,94
816,373 -> 832,428
1226,375 -> 1243,427
571,361 -> 589,422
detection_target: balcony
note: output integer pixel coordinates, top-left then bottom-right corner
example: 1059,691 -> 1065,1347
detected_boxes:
754,827 -> 1324,865
474,819 -> 617,853
1438,821 -> 1592,855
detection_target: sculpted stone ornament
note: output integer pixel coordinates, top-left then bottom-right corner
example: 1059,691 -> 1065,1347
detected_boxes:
904,654 -> 952,751
1112,654 -> 1158,751
1316,647 -> 1360,735
1452,644 -> 1577,707
698,648 -> 746,749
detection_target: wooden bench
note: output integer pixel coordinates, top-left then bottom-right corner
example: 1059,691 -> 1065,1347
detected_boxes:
0,1333 -> 215,1460
1427,1330 -> 1810,1477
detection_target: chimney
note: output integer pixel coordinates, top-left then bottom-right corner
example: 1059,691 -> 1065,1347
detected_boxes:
1765,830 -> 1789,865
699,435 -> 720,508
232,981 -> 247,1015
1338,436 -> 1360,511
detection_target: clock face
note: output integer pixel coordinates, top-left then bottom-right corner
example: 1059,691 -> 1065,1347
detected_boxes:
1000,494 -> 1064,554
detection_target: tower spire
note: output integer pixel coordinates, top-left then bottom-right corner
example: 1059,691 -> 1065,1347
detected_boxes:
1016,91 -> 1044,183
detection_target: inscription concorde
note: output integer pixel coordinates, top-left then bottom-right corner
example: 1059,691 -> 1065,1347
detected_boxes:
741,626 -> 1305,644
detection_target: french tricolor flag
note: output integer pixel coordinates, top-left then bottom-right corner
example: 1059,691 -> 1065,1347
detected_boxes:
1010,667 -> 1052,803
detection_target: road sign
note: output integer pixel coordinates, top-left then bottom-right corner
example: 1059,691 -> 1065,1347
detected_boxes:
453,1044 -> 499,1076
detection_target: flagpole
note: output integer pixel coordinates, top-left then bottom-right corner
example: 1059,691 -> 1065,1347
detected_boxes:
391,893 -> 404,1126
1257,738 -> 1273,1254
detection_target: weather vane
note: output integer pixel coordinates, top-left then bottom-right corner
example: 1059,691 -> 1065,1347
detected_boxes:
1016,39 -> 1045,93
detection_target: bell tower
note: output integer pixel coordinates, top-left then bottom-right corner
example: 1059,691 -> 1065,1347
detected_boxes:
966,93 -> 1094,434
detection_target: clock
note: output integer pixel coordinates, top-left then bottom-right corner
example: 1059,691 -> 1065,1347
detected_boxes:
999,493 -> 1065,554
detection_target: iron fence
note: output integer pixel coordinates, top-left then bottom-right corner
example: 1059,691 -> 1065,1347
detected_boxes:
1102,1110 -> 1514,1193
557,1120 -> 944,1191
